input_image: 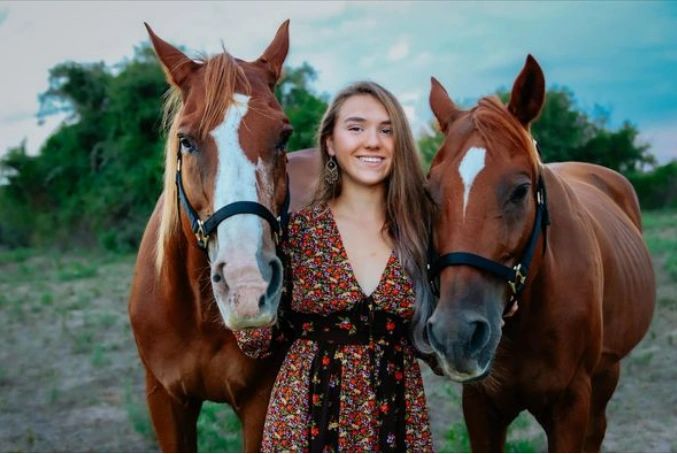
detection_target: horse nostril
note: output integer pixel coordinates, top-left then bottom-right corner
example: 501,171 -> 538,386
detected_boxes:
265,258 -> 282,298
259,294 -> 266,309
212,261 -> 226,286
426,321 -> 445,352
467,319 -> 491,357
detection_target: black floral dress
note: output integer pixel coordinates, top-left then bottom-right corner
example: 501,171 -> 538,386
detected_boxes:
234,205 -> 432,452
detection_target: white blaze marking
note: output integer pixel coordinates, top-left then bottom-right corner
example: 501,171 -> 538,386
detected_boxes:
458,146 -> 486,218
211,94 -> 262,269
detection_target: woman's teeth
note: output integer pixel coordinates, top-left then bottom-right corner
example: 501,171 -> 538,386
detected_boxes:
358,156 -> 383,163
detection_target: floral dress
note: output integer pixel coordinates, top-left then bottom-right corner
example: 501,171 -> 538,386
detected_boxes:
235,205 -> 432,452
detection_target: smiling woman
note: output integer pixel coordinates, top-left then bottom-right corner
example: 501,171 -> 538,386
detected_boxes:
235,81 -> 437,452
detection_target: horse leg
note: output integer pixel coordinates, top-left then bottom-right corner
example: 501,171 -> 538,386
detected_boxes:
237,393 -> 271,452
583,361 -> 620,452
536,372 -> 592,452
145,371 -> 203,452
462,385 -> 516,452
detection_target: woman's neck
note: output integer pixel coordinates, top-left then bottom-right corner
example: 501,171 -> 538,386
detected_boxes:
330,180 -> 386,223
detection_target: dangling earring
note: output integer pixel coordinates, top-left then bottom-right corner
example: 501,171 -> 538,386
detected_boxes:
324,156 -> 339,185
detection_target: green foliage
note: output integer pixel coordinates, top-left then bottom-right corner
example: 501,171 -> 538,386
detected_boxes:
627,161 -> 677,210
276,62 -> 328,151
417,126 -> 444,171
496,87 -> 655,173
642,210 -> 677,281
0,46 -> 329,251
196,401 -> 242,452
442,413 -> 542,452
1,45 -> 167,250
124,379 -> 155,440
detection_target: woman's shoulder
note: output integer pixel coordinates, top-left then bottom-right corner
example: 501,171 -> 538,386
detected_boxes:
289,203 -> 329,229
286,203 -> 330,241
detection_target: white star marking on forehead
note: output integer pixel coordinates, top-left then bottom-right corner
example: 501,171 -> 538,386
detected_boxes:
458,146 -> 486,218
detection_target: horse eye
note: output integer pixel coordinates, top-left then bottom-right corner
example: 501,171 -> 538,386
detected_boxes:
510,184 -> 530,203
179,135 -> 197,154
276,126 -> 293,152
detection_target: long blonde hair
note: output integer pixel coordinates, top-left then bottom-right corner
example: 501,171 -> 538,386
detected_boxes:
314,81 -> 433,348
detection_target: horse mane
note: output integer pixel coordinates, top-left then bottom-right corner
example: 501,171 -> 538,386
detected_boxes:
155,51 -> 251,273
470,96 -> 541,174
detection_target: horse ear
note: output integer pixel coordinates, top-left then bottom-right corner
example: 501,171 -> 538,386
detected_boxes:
145,23 -> 200,89
429,77 -> 462,133
508,55 -> 545,127
257,19 -> 290,84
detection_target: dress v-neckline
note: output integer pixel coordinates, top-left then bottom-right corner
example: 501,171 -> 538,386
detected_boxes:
325,206 -> 395,299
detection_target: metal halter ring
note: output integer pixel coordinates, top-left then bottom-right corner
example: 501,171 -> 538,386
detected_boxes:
195,219 -> 209,249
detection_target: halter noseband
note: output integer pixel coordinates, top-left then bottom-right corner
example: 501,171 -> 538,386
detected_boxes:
175,148 -> 290,251
427,173 -> 550,316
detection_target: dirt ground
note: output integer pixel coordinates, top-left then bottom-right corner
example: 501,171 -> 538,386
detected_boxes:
0,219 -> 675,452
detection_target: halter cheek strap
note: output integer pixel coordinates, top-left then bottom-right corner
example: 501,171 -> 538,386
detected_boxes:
175,150 -> 290,251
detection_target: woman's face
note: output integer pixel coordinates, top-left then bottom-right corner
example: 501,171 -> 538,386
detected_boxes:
327,94 -> 395,188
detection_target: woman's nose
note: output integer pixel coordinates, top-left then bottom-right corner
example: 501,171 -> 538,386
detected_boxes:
364,127 -> 381,149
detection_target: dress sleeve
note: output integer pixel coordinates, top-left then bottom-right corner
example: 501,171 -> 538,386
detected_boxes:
233,327 -> 274,359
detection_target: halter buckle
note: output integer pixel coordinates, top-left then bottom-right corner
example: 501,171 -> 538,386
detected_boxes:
508,263 -> 527,294
274,216 -> 282,245
196,219 -> 209,249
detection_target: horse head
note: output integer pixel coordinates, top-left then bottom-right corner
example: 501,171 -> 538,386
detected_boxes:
425,55 -> 546,382
148,22 -> 292,330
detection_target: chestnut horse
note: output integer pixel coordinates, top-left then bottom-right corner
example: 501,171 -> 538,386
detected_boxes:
422,56 -> 655,451
128,22 -> 320,451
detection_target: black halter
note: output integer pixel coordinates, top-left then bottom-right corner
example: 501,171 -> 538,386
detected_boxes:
175,149 -> 290,251
427,174 -> 550,316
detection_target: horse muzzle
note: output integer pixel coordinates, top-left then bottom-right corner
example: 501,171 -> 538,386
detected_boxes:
426,309 -> 498,383
211,256 -> 283,330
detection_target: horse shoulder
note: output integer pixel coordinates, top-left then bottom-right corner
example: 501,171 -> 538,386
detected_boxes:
129,194 -> 164,333
129,195 -> 196,370
287,148 -> 321,212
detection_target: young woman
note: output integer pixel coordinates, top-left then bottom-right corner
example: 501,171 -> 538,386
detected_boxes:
236,81 -> 433,452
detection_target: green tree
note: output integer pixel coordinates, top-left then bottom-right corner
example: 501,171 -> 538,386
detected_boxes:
1,44 -> 167,250
417,125 -> 443,171
276,62 -> 328,151
498,87 -> 655,173
0,51 -> 330,250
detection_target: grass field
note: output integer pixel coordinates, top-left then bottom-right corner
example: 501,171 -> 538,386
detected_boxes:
0,210 -> 674,452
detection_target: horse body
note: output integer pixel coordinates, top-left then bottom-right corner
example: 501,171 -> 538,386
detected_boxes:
128,22 -> 324,452
424,57 -> 654,452
130,193 -> 277,451
129,145 -> 320,452
548,162 -> 654,357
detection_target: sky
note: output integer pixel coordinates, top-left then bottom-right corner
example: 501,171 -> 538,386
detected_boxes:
1,1 -> 676,163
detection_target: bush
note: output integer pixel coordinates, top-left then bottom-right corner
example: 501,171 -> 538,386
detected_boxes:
628,161 -> 677,210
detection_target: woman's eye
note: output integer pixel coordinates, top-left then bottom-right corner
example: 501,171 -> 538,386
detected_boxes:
348,125 -> 363,132
381,127 -> 393,135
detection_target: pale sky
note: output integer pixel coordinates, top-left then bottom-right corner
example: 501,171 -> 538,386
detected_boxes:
1,1 -> 675,163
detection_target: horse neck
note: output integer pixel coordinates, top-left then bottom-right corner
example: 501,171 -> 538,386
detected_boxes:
162,224 -> 218,327
511,166 -> 572,318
